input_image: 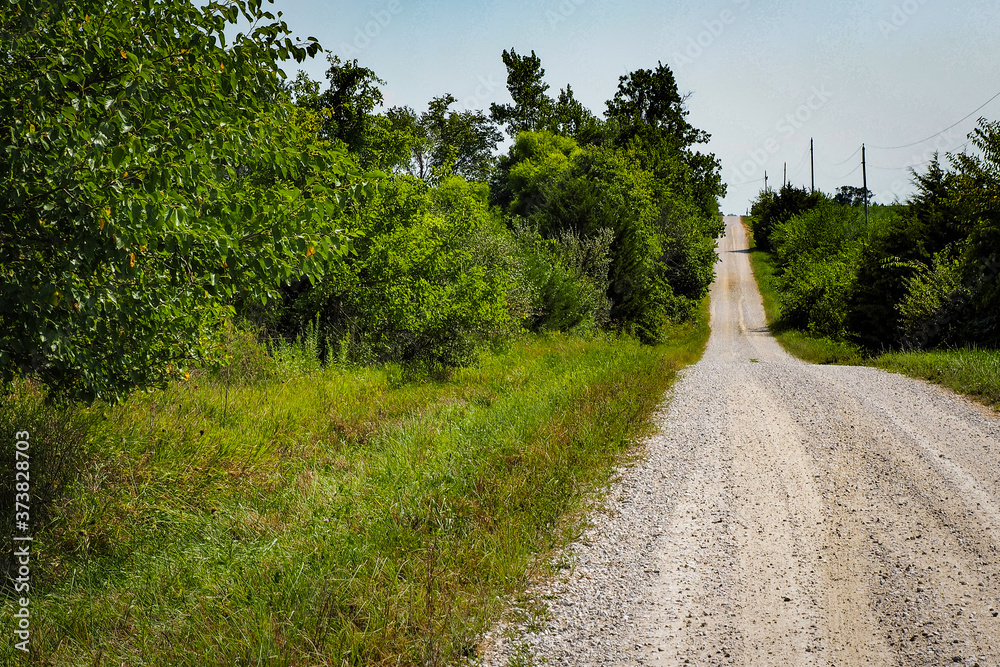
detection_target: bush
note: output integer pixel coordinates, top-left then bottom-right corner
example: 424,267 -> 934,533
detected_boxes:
779,253 -> 860,339
771,201 -> 866,339
512,224 -> 613,334
897,251 -> 973,349
750,184 -> 825,252
258,175 -> 516,373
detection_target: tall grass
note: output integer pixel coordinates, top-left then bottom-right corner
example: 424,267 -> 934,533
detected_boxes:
874,349 -> 1000,409
0,315 -> 708,665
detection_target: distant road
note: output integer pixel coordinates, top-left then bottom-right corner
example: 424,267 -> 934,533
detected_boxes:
486,216 -> 1000,666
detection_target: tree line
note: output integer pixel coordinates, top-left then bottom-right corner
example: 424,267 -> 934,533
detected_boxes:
1,0 -> 726,402
749,119 -> 999,351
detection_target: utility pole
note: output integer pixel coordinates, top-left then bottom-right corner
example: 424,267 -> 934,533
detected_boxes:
810,138 -> 815,193
764,171 -> 768,193
862,143 -> 869,227
783,162 -> 787,188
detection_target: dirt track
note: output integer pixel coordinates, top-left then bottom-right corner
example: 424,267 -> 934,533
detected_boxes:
484,216 -> 1000,666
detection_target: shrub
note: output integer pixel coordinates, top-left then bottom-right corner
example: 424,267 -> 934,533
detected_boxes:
896,251 -> 973,349
512,224 -> 613,334
750,184 -> 826,252
779,253 -> 860,339
261,175 -> 516,373
772,202 -> 866,339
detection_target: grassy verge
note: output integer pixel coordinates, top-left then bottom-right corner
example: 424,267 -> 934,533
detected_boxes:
0,315 -> 707,666
872,349 -> 1000,409
743,220 -> 999,409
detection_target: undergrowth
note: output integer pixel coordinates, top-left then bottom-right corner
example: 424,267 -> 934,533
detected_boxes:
0,315 -> 708,665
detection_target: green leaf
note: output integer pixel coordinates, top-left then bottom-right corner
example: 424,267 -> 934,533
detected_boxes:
111,145 -> 126,169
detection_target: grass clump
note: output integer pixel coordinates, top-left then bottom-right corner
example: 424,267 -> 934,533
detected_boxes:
0,315 -> 707,666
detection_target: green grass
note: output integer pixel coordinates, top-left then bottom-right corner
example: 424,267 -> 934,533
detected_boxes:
743,219 -> 999,409
873,349 -> 1000,409
0,315 -> 708,666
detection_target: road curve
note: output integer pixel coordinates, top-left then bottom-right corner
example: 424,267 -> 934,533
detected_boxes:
483,216 -> 1000,666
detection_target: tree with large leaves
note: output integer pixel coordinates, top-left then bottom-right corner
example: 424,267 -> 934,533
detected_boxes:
1,0 -> 372,402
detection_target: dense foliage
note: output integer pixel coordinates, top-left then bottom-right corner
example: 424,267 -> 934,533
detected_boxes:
486,58 -> 725,342
3,1 -> 724,399
754,118 -> 1000,351
1,0 -> 370,402
255,176 -> 515,373
258,49 -> 725,358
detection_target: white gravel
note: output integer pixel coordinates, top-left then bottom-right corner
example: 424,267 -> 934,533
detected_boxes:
480,217 -> 1000,666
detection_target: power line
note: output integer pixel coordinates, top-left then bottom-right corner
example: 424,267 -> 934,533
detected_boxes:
787,144 -> 811,181
830,145 -> 862,166
869,139 -> 974,171
871,88 -> 1000,150
832,161 -> 863,181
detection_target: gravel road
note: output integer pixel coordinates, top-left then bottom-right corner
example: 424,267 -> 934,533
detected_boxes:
481,216 -> 1000,666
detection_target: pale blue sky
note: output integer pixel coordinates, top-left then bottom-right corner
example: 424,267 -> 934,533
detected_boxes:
267,0 -> 1000,212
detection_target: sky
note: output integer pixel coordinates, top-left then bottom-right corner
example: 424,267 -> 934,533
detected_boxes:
262,0 -> 1000,214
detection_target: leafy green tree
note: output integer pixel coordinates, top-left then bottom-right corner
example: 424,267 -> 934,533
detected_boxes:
497,131 -> 716,341
490,49 -> 554,137
605,62 -> 708,149
547,85 -> 604,145
750,184 -> 825,252
1,0 -> 368,402
605,63 -> 725,221
846,207 -> 926,348
945,119 -> 1000,345
310,55 -> 386,157
833,185 -> 873,207
422,94 -> 502,182
496,130 -> 582,214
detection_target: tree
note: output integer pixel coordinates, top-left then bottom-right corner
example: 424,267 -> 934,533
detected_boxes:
497,131 -> 718,341
947,119 -> 1000,345
378,96 -> 501,183
605,63 -> 725,221
547,85 -> 604,145
834,185 -> 873,207
605,62 -> 709,149
310,55 -> 385,156
490,49 -> 554,137
749,184 -> 825,252
423,95 -> 502,182
0,0 -> 370,402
